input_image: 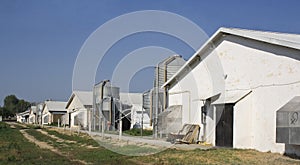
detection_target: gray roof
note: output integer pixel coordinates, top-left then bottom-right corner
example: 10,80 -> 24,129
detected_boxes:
17,110 -> 30,116
220,27 -> 300,50
163,27 -> 300,87
44,101 -> 67,112
73,91 -> 93,106
66,91 -> 93,108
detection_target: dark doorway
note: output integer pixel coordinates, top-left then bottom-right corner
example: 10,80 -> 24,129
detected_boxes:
215,104 -> 234,147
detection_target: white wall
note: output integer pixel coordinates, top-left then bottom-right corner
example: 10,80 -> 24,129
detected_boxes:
217,35 -> 300,154
168,34 -> 300,155
67,95 -> 88,128
42,106 -> 51,124
70,109 -> 87,128
168,45 -> 223,144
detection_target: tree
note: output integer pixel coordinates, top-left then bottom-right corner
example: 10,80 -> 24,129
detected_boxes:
2,95 -> 31,118
16,99 -> 31,113
0,106 -> 3,116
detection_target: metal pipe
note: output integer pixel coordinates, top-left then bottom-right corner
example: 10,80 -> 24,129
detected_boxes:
92,86 -> 96,131
141,103 -> 144,137
88,107 -> 91,134
119,101 -> 122,141
155,66 -> 159,139
149,89 -> 153,126
99,100 -> 103,132
99,80 -> 110,132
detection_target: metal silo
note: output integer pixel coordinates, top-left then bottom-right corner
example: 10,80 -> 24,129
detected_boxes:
154,54 -> 186,110
142,90 -> 151,116
92,80 -> 121,132
152,55 -> 186,138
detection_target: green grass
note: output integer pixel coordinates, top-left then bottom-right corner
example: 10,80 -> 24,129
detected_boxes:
123,128 -> 153,136
45,129 -> 98,147
0,122 -> 71,164
132,148 -> 300,165
26,128 -> 136,164
2,122 -> 300,165
26,124 -> 42,129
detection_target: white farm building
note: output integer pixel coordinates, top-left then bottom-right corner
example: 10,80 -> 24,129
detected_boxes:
163,27 -> 300,155
66,91 -> 93,130
42,101 -> 68,125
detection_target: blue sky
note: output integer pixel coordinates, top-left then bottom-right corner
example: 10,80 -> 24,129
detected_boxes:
1,0 -> 300,106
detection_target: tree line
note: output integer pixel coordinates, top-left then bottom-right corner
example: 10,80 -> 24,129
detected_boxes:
0,95 -> 31,118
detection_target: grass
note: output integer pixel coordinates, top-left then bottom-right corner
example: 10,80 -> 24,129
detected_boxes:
123,128 -> 153,136
2,122 -> 300,164
0,122 -> 71,164
46,129 -> 98,147
132,148 -> 300,165
25,128 -> 136,164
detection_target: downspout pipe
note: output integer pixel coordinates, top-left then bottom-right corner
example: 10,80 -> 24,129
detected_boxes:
100,80 -> 110,131
101,80 -> 110,100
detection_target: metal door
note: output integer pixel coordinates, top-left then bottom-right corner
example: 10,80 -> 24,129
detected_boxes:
215,104 -> 234,147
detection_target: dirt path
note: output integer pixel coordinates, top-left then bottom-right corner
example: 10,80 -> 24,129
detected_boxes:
7,122 -> 28,129
19,129 -> 88,165
36,129 -> 76,143
20,129 -> 60,153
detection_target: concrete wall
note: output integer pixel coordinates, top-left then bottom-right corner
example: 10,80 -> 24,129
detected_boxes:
168,34 -> 300,155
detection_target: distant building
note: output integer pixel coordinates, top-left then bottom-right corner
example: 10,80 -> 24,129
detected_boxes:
28,106 -> 37,124
92,80 -> 149,132
120,93 -> 151,129
16,110 -> 30,123
42,101 -> 67,125
65,91 -> 93,129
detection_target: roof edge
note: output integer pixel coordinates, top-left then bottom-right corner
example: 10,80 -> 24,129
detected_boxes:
163,27 -> 300,88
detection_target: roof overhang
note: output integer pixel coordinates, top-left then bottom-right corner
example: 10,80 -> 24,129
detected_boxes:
50,111 -> 67,115
66,93 -> 76,109
49,110 -> 67,113
212,90 -> 252,105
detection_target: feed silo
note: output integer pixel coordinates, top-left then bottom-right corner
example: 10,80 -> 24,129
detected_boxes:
143,55 -> 186,137
92,80 -> 120,131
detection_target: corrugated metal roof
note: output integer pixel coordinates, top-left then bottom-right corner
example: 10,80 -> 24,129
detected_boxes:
163,27 -> 300,88
45,101 -> 67,112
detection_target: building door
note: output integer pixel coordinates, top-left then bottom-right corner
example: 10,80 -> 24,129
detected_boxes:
215,104 -> 234,147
